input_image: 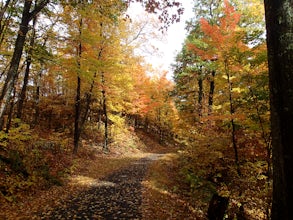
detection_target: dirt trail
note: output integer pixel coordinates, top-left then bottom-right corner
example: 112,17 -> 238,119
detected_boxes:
39,154 -> 164,219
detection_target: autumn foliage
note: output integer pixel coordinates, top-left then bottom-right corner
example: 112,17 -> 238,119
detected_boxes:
0,0 -> 178,204
172,0 -> 270,218
0,0 -> 271,219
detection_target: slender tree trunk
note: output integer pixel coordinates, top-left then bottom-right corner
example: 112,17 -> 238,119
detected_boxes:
249,87 -> 272,177
33,68 -> 42,127
32,36 -> 48,127
0,0 -> 48,129
225,60 -> 240,176
101,72 -> 108,152
134,114 -> 138,128
208,70 -> 215,115
17,16 -> 37,119
78,38 -> 103,134
0,0 -> 12,44
73,74 -> 81,154
0,0 -> 32,129
0,63 -> 9,81
264,0 -> 293,219
0,0 -> 11,23
79,72 -> 97,133
198,67 -> 203,117
73,18 -> 83,154
5,87 -> 16,132
157,108 -> 163,143
97,108 -> 102,131
249,87 -> 272,218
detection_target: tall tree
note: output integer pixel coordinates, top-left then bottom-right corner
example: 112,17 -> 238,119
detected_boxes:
264,0 -> 293,219
0,0 -> 49,129
195,0 -> 246,174
73,14 -> 83,154
16,16 -> 38,119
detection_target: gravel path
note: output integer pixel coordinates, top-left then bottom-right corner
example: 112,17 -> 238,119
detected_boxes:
39,154 -> 164,220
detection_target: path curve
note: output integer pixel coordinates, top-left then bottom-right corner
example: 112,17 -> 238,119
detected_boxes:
39,154 -> 164,220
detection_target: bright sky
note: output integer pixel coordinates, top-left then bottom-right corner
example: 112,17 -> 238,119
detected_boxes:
127,0 -> 194,79
158,1 -> 194,72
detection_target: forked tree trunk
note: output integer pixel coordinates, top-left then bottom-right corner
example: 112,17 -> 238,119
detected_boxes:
264,0 -> 293,219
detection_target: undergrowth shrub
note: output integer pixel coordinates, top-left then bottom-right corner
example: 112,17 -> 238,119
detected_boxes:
0,120 -> 72,202
176,126 -> 272,219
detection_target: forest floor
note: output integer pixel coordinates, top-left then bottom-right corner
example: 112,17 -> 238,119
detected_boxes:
0,130 -> 203,219
1,128 -> 270,219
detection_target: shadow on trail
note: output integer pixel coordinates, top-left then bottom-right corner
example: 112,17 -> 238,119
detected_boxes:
39,155 -> 162,220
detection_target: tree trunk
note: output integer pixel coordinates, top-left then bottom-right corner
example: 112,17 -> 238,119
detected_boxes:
0,0 -> 48,129
0,0 -> 11,24
225,60 -> 240,176
73,74 -> 81,154
207,193 -> 229,220
79,72 -> 97,134
198,67 -> 203,117
101,72 -> 108,152
0,0 -> 12,45
208,70 -> 215,115
78,37 -> 103,135
0,0 -> 32,129
249,87 -> 272,177
17,16 -> 37,119
264,0 -> 293,219
73,17 -> 83,154
33,68 -> 42,127
249,87 -> 272,218
5,87 -> 16,132
97,108 -> 102,131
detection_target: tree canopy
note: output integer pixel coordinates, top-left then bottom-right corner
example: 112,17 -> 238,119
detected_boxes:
1,0 -> 291,218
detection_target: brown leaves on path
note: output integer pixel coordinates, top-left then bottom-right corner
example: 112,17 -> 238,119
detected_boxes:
39,156 -> 155,219
1,131 -> 196,220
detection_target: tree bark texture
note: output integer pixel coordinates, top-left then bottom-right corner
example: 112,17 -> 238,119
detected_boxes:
264,0 -> 293,219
